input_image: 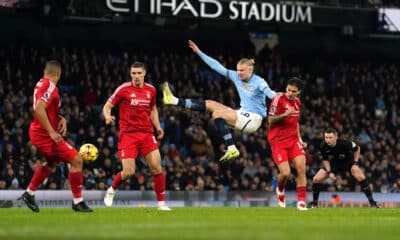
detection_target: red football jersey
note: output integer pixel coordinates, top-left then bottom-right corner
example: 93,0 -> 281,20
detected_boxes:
108,82 -> 156,133
30,78 -> 60,136
267,93 -> 301,145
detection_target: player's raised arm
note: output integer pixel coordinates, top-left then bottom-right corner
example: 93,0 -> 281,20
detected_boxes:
188,39 -> 229,77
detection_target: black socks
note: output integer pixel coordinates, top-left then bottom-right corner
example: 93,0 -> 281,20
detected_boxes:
177,99 -> 206,111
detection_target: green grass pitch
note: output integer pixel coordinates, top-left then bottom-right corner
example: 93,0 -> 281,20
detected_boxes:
0,207 -> 398,240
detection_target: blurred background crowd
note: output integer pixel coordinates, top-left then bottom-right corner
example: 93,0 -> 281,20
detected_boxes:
0,41 -> 399,194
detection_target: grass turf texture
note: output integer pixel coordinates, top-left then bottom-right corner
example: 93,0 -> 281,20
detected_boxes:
0,207 -> 398,240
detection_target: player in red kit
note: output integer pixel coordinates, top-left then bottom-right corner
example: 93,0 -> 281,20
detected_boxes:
267,77 -> 308,211
102,62 -> 171,211
20,60 -> 93,212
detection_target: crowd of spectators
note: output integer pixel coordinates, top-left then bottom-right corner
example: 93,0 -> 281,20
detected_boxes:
0,43 -> 399,195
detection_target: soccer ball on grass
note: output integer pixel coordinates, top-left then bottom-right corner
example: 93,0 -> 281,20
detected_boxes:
79,143 -> 98,162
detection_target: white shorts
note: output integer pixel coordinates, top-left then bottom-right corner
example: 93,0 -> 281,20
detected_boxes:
234,110 -> 263,133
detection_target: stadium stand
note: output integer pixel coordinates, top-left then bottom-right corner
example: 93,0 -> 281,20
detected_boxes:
0,42 -> 399,194
0,0 -> 399,197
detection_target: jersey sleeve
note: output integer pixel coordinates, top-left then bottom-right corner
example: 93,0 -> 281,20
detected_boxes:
108,87 -> 123,106
259,79 -> 276,99
348,140 -> 359,152
268,94 -> 282,116
34,80 -> 55,109
227,70 -> 239,83
198,50 -> 230,77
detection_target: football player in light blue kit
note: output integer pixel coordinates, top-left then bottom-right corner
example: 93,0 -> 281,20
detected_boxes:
163,40 -> 276,161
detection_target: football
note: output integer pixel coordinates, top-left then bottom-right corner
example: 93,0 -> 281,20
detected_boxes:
79,143 -> 98,162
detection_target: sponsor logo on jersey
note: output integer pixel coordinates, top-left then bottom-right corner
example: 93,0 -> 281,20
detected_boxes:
130,99 -> 138,106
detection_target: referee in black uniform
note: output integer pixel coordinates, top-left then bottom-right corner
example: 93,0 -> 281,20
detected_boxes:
310,128 -> 379,208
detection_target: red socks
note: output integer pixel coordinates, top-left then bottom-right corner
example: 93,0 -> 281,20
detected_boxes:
111,172 -> 123,190
278,181 -> 287,192
29,165 -> 83,199
111,172 -> 165,202
297,186 -> 307,202
28,165 -> 53,191
153,173 -> 166,201
68,171 -> 83,198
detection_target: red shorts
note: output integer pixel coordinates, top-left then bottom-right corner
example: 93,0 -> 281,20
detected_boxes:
118,132 -> 158,159
29,131 -> 78,164
270,139 -> 305,165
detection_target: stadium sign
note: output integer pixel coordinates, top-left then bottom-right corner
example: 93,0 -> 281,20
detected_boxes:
106,0 -> 312,24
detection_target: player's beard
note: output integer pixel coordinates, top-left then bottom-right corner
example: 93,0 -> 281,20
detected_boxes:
133,79 -> 142,87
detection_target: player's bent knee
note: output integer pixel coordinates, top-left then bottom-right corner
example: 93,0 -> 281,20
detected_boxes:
212,111 -> 225,119
280,171 -> 291,178
69,155 -> 83,169
150,166 -> 162,175
124,169 -> 135,178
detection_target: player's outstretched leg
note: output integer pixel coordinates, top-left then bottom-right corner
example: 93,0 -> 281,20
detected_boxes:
163,82 -> 206,111
19,191 -> 40,212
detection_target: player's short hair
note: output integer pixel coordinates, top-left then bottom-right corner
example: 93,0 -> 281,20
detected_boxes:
324,128 -> 337,135
237,58 -> 255,67
287,77 -> 305,90
44,60 -> 61,75
131,62 -> 146,70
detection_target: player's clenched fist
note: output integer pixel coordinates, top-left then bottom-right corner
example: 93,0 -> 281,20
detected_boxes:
105,115 -> 115,125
